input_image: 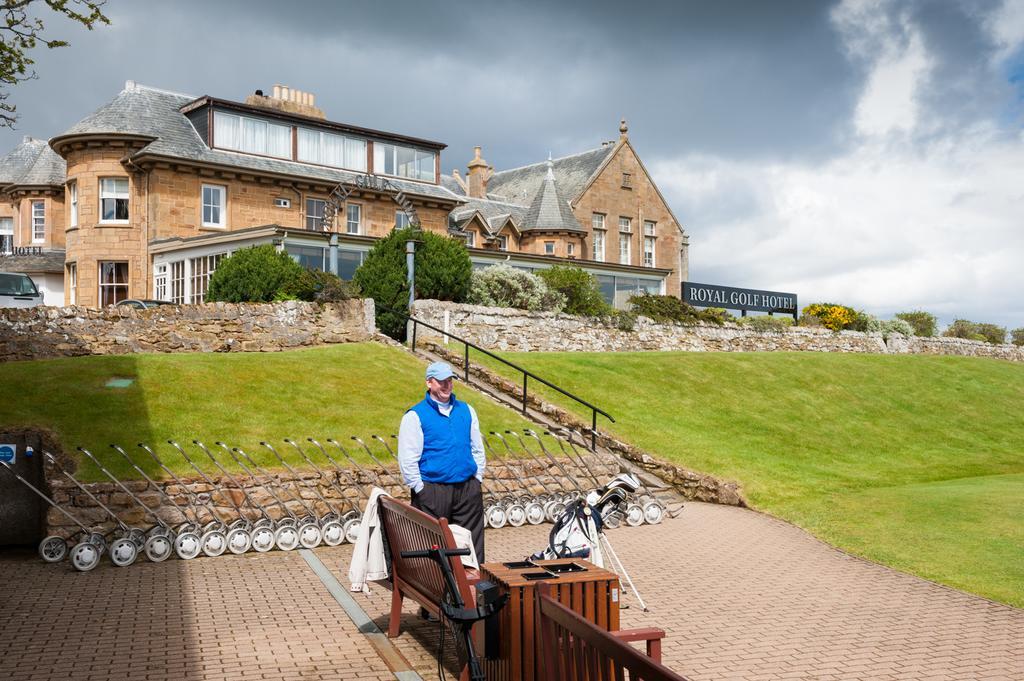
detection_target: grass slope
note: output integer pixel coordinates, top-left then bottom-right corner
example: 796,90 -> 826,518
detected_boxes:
0,343 -> 531,481
471,349 -> 1024,606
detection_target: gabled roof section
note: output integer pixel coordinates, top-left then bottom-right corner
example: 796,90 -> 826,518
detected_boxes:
50,82 -> 463,205
0,137 -> 64,186
522,160 -> 584,234
485,145 -> 615,205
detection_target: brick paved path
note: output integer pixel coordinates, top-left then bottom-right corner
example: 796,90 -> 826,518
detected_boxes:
325,501 -> 1024,681
1,501 -> 1022,680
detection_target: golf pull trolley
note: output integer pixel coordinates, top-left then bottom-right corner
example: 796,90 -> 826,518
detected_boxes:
400,546 -> 507,681
198,441 -> 278,554
296,438 -> 364,543
265,441 -> 346,547
0,458 -> 106,570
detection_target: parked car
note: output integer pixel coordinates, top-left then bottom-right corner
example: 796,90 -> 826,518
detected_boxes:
115,299 -> 175,310
0,272 -> 44,308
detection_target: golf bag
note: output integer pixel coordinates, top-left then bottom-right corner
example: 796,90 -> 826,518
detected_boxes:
529,473 -> 641,566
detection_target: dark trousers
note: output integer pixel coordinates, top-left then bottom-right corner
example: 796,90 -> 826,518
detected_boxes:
411,477 -> 485,562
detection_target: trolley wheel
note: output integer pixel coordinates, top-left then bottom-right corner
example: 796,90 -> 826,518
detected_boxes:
201,530 -> 227,557
202,521 -> 223,535
251,526 -> 275,553
506,504 -> 527,527
144,534 -> 173,562
274,525 -> 300,551
624,503 -> 645,527
227,527 -> 252,554
38,536 -> 68,563
127,528 -> 147,548
342,511 -> 360,523
524,502 -> 546,526
87,532 -> 107,554
544,501 -> 565,524
70,541 -> 102,572
109,537 -> 139,567
343,518 -> 361,544
642,500 -> 665,525
486,505 -> 507,529
174,532 -> 202,560
298,522 -> 322,549
254,518 -> 274,530
229,518 -> 249,532
276,517 -> 297,528
321,521 -> 345,547
603,511 -> 621,530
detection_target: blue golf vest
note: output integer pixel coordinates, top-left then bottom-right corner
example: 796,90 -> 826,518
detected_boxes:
408,391 -> 477,484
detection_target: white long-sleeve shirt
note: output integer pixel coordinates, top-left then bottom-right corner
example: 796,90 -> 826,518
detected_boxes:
396,400 -> 485,493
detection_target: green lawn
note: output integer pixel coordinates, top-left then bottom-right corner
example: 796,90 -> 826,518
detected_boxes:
0,344 -> 532,481
469,349 -> 1024,607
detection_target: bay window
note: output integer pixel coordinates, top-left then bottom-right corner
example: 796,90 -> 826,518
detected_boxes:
32,201 -> 45,242
69,181 -> 78,227
98,261 -> 128,306
100,178 -> 129,223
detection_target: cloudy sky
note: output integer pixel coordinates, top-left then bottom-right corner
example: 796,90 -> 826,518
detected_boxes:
3,0 -> 1023,327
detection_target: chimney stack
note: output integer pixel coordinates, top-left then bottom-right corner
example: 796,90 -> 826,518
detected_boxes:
467,146 -> 490,199
246,84 -> 325,119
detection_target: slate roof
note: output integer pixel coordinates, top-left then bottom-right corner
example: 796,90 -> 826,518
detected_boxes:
485,145 -> 615,206
440,174 -> 467,196
522,161 -> 584,233
52,82 -> 464,204
0,249 -> 66,274
450,196 -> 527,234
0,137 -> 65,186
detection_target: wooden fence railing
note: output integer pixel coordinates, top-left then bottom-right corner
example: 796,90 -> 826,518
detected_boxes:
535,582 -> 688,681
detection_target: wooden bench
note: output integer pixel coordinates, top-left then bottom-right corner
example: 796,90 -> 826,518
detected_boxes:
377,495 -> 480,639
536,581 -> 683,680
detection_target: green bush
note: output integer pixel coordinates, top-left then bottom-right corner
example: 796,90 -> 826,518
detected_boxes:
1011,328 -> 1024,347
207,245 -> 307,303
536,265 -> 610,316
277,269 -> 359,303
627,294 -> 728,326
943,319 -> 1007,345
738,315 -> 793,334
895,310 -> 937,337
611,310 -> 636,332
353,227 -> 472,339
865,316 -> 915,339
467,264 -> 565,312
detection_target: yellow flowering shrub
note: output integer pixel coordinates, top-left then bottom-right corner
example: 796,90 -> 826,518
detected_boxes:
802,303 -> 857,332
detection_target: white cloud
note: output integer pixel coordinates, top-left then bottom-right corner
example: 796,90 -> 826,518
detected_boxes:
649,0 -> 1024,329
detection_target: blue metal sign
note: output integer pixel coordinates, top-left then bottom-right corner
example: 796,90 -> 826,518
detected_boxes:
0,444 -> 16,464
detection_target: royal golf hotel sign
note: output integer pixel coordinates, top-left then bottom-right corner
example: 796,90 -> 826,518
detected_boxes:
683,281 -> 798,317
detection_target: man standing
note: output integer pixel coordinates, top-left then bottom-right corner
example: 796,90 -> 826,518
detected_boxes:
397,361 -> 486,561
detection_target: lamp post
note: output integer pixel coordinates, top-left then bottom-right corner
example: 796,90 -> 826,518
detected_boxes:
405,237 -> 421,310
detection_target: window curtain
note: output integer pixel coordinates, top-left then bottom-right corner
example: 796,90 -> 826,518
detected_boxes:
214,112 -> 241,150
242,118 -> 267,155
345,138 -> 366,171
267,123 -> 291,158
322,133 -> 344,167
297,128 -> 319,163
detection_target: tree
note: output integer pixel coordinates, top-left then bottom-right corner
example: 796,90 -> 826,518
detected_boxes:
2,0 -> 110,128
353,226 -> 472,339
206,245 -> 307,303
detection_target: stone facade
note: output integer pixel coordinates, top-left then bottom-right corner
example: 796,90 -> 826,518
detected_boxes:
571,140 -> 685,294
411,300 -> 1024,361
0,299 -> 375,362
40,452 -> 621,539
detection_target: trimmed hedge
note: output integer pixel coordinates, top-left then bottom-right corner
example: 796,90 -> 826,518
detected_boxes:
207,245 -> 307,303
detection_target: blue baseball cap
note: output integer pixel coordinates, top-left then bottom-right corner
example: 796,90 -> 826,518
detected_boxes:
425,362 -> 455,381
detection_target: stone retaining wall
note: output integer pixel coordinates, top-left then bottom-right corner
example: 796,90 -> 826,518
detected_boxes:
41,455 -> 620,538
412,300 -> 1024,361
0,299 -> 376,362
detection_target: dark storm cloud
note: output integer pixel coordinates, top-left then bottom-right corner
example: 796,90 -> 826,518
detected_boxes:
1,0 -> 862,170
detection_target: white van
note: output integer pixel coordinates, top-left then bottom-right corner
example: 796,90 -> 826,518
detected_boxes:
0,272 -> 44,308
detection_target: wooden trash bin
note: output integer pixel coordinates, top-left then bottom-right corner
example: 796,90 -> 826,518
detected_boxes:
477,559 -> 621,681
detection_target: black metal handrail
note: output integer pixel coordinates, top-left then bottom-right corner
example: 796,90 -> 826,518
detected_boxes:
383,306 -> 614,450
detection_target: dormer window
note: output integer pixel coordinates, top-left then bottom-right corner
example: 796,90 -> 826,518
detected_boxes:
374,143 -> 436,182
297,128 -> 367,171
213,111 -> 291,159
